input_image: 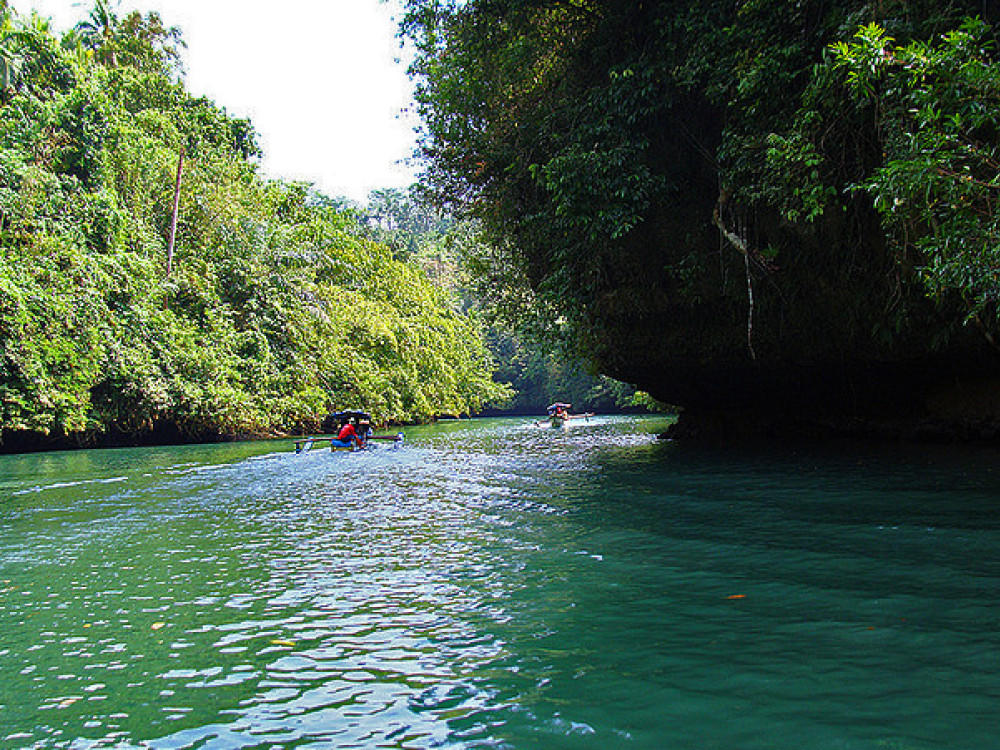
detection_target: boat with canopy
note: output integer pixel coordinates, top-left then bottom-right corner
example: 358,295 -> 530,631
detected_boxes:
538,403 -> 593,428
293,410 -> 405,453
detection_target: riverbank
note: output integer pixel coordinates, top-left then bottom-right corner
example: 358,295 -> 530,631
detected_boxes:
661,406 -> 1000,444
0,423 -> 289,455
0,415 -> 416,455
8,405 -> 1000,455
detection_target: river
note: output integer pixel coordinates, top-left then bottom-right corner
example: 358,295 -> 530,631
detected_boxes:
0,415 -> 998,749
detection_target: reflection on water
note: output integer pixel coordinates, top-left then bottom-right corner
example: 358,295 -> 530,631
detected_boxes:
1,416 -> 998,749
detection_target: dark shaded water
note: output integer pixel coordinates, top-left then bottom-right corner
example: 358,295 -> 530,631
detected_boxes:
0,416 -> 997,749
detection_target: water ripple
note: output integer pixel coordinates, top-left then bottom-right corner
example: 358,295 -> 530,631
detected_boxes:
2,417 -> 999,749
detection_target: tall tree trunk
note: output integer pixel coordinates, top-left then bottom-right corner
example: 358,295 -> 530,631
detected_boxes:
165,150 -> 183,278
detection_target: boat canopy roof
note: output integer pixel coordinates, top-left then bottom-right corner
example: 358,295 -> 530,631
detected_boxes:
330,409 -> 371,422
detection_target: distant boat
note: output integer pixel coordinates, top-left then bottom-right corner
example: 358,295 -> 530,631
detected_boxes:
537,403 -> 593,429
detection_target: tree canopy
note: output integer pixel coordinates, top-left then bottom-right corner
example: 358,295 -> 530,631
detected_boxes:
361,184 -> 647,414
0,2 -> 509,448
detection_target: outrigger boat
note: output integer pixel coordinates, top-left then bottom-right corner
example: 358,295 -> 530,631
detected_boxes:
538,403 -> 594,428
293,410 -> 405,453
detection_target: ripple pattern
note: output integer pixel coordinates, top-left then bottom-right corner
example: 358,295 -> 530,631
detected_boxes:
1,417 -> 998,749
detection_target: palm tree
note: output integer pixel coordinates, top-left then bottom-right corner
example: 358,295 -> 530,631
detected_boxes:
0,1 -> 24,102
0,5 -> 70,104
0,41 -> 21,98
74,0 -> 119,66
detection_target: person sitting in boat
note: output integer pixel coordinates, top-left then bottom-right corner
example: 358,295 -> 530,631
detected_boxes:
357,416 -> 373,446
538,402 -> 572,426
331,416 -> 361,450
548,402 -> 571,419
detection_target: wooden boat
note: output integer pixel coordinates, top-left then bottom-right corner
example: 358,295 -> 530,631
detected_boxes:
294,410 -> 404,453
293,432 -> 405,453
537,403 -> 593,428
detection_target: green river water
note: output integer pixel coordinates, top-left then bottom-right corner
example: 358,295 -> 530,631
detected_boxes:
0,415 -> 997,749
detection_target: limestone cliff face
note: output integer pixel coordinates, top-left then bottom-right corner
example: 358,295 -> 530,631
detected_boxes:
571,186 -> 1000,440
403,0 -> 1000,440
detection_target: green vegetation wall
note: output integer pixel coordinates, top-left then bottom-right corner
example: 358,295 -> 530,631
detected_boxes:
0,4 -> 507,448
361,185 -> 643,414
403,0 -> 1000,433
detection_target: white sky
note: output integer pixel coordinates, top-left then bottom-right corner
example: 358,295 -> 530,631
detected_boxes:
17,0 -> 421,203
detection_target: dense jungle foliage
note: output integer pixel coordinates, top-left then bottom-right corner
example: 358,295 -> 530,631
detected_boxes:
0,1 -> 509,449
363,184 -> 650,413
403,0 -> 1000,435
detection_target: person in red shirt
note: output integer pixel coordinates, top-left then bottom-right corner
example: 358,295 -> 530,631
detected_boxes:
331,417 -> 360,450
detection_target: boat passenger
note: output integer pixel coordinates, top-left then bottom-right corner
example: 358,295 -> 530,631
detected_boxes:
357,417 -> 373,447
331,417 -> 360,449
538,402 -> 572,426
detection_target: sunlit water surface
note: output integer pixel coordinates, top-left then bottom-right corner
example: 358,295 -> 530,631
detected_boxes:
0,416 -> 998,749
